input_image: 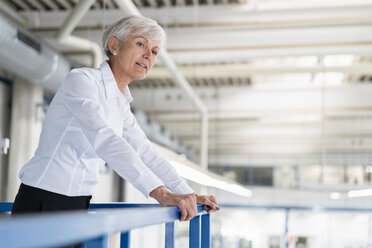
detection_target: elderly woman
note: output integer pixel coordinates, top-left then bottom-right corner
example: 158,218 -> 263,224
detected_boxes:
11,15 -> 218,222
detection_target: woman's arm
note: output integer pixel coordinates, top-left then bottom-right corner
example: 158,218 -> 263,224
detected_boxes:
122,111 -> 219,214
122,111 -> 193,194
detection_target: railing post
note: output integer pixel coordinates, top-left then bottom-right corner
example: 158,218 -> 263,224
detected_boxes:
284,208 -> 289,248
189,215 -> 201,248
120,232 -> 130,248
201,214 -> 210,248
84,235 -> 109,248
165,222 -> 175,248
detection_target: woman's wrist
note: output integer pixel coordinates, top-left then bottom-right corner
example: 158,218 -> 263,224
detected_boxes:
150,186 -> 170,205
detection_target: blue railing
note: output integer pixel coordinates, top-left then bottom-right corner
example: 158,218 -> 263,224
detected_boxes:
0,203 -> 211,248
3,201 -> 369,248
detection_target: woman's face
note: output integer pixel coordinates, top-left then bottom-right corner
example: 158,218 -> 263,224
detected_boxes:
113,34 -> 160,82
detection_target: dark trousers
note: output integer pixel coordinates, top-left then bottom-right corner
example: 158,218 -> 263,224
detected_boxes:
12,183 -> 92,248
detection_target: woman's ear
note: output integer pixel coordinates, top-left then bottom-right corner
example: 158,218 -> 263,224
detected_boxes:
108,37 -> 120,55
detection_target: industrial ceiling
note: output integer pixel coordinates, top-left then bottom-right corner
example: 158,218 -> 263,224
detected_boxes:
3,0 -> 372,193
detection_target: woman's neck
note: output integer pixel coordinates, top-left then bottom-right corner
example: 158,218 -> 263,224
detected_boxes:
108,60 -> 132,91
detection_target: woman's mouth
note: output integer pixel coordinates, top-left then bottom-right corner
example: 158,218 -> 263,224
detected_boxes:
136,62 -> 147,70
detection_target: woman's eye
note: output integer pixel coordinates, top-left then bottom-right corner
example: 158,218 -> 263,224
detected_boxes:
137,42 -> 144,47
152,50 -> 158,56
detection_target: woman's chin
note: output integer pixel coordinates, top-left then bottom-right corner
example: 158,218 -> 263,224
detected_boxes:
136,73 -> 147,80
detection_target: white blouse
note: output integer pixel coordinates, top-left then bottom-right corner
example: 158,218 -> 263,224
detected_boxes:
19,61 -> 193,197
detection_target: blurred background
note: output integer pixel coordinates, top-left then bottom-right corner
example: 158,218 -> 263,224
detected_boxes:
0,0 -> 372,247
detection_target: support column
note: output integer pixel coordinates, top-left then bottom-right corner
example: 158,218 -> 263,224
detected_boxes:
0,78 -> 11,201
6,79 -> 43,201
200,113 -> 209,171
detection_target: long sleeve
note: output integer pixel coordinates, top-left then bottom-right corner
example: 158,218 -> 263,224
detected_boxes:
122,110 -> 194,194
62,70 -> 164,197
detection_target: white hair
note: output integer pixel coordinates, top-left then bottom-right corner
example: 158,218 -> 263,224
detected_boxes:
102,15 -> 166,60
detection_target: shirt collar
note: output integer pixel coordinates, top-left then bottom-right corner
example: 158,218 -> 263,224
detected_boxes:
100,61 -> 133,103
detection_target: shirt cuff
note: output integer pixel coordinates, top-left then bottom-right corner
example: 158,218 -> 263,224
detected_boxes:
172,180 -> 194,194
134,169 -> 164,198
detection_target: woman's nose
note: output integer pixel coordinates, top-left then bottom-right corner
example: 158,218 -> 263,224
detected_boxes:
143,48 -> 151,58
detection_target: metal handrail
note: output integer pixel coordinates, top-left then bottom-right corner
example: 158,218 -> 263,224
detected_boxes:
0,203 -> 211,248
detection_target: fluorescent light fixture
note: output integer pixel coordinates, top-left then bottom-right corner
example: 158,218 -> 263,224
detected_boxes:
171,160 -> 252,198
260,114 -> 321,124
348,188 -> 372,198
290,114 -> 321,123
313,72 -> 344,87
323,54 -> 355,67
329,192 -> 341,200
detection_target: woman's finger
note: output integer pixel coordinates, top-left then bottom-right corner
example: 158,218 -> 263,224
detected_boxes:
184,199 -> 197,221
178,205 -> 188,221
205,199 -> 220,212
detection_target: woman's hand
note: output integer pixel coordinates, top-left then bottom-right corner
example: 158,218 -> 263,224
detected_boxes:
150,186 -> 197,222
195,194 -> 219,213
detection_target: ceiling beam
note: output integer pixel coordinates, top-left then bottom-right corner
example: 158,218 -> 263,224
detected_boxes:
176,0 -> 186,6
103,0 -> 114,9
12,0 -> 29,10
208,152 -> 372,167
144,108 -> 372,121
21,4 -> 372,29
27,25 -> 372,63
162,0 -> 171,6
40,0 -> 59,10
160,119 -> 372,130
132,0 -> 143,7
147,63 -> 372,79
27,0 -> 45,11
0,0 -> 28,26
54,0 -> 71,10
147,0 -> 158,7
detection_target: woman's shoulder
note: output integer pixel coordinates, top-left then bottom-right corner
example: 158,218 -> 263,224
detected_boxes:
64,67 -> 103,90
69,66 -> 101,81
